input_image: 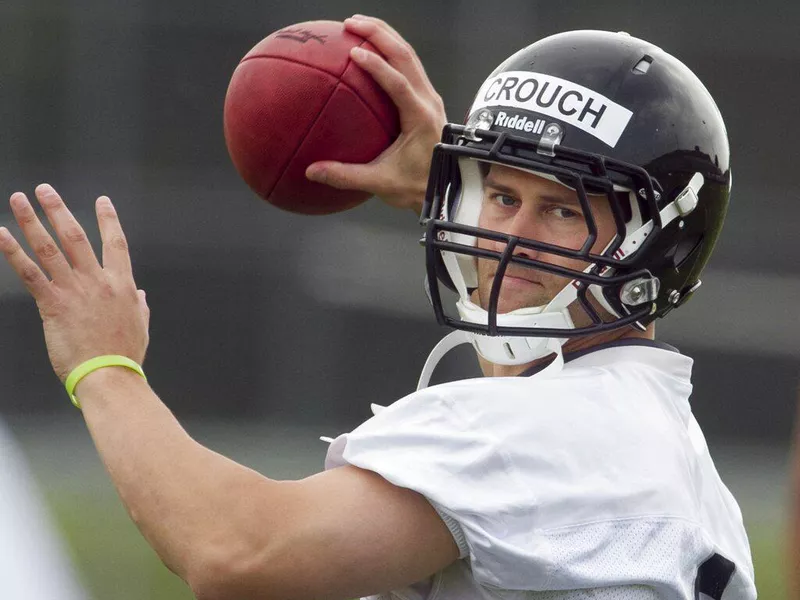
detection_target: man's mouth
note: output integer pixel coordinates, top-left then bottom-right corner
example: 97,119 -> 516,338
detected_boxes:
491,271 -> 542,286
501,275 -> 541,289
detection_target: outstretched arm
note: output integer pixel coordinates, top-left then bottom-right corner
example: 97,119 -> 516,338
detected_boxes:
0,185 -> 458,600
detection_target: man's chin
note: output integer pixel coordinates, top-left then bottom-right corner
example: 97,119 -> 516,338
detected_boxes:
475,276 -> 554,313
477,291 -> 551,314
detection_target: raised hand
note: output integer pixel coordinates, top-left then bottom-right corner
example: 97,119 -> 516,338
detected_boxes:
305,15 -> 447,214
0,184 -> 149,383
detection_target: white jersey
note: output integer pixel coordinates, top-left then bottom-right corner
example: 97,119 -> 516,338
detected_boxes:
0,421 -> 89,600
325,340 -> 756,600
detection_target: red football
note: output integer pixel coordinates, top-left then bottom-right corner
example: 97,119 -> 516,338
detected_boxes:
223,20 -> 400,215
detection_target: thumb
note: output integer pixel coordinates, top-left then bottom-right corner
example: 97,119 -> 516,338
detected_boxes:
137,289 -> 150,323
306,161 -> 382,193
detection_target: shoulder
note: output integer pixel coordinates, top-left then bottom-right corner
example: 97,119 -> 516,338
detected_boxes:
327,361 -> 692,506
330,348 -> 691,460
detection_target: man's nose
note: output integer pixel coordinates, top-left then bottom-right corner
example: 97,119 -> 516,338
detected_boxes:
499,208 -> 543,260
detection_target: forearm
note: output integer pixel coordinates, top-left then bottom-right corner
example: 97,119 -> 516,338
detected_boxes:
75,367 -> 285,585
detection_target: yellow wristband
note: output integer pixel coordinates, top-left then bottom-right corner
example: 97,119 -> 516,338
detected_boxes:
65,355 -> 147,409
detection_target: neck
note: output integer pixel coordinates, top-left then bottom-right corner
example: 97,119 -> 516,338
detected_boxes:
477,323 -> 655,378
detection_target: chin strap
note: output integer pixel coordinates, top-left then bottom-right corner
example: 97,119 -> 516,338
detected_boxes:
455,297 -> 571,366
416,330 -> 565,391
320,336 -> 564,444
417,330 -> 472,391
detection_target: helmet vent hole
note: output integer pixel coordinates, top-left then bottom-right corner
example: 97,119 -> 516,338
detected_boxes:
503,342 -> 516,360
633,55 -> 653,75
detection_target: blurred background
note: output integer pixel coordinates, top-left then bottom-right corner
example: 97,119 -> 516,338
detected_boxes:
0,0 -> 796,598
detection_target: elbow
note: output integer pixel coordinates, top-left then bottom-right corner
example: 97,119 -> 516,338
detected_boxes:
186,555 -> 256,600
187,561 -> 252,600
179,481 -> 316,600
188,574 -> 242,600
184,552 -> 233,600
185,544 -> 286,600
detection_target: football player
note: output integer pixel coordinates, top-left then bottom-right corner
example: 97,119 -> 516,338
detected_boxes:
0,14 -> 756,600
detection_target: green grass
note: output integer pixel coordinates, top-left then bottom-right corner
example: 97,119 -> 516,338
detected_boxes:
46,488 -> 785,600
750,522 -> 786,599
47,488 -> 194,600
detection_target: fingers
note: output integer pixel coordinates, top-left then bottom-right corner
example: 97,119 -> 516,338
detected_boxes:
0,226 -> 57,304
344,16 -> 436,98
35,184 -> 100,274
2,186 -> 134,291
349,46 -> 423,121
9,191 -> 75,282
306,160 -> 383,192
137,289 -> 151,327
96,196 -> 133,277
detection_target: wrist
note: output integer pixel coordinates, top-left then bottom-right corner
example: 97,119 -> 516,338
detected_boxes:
71,360 -> 148,408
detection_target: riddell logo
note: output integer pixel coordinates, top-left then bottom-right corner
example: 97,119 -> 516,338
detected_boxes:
494,111 -> 546,134
275,28 -> 328,44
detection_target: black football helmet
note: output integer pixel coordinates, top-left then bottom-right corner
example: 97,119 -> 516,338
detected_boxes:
420,30 -> 730,365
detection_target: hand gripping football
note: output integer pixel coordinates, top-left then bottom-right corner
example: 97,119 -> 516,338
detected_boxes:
223,20 -> 400,215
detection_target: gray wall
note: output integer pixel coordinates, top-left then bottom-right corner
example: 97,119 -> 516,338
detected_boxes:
0,0 -> 797,443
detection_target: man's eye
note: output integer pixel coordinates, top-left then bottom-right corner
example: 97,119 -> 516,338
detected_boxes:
550,206 -> 581,219
494,194 -> 517,207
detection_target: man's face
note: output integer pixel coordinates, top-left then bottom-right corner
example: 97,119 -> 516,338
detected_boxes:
475,163 -> 618,315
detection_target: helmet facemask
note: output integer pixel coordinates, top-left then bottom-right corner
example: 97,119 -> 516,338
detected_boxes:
422,126 -> 665,365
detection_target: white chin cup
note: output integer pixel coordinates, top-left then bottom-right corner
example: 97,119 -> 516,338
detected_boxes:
456,298 -> 572,365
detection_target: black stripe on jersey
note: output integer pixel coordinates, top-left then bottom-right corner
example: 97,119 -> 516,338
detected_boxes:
695,552 -> 736,600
